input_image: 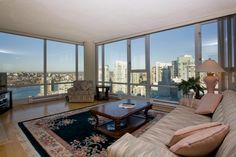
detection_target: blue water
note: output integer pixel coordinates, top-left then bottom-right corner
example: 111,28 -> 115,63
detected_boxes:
8,86 -> 41,100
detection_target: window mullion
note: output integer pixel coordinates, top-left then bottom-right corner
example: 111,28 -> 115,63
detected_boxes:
145,35 -> 150,98
75,44 -> 79,81
43,39 -> 47,96
127,39 -> 131,95
195,24 -> 201,77
102,44 -> 105,86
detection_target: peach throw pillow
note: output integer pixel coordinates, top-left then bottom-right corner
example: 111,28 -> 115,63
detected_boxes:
195,93 -> 223,114
167,122 -> 221,147
170,124 -> 230,156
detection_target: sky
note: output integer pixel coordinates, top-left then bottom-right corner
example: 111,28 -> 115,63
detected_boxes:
0,22 -> 217,72
102,22 -> 218,70
0,33 -> 84,72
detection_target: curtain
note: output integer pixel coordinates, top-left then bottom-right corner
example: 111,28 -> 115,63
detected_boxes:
218,14 -> 236,91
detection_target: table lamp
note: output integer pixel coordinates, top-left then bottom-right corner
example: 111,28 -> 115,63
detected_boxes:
196,58 -> 225,93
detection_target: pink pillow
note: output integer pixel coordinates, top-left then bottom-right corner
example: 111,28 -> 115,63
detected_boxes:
167,122 -> 221,147
170,124 -> 230,156
195,93 -> 223,114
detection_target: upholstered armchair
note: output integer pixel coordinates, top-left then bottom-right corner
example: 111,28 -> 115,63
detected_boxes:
67,80 -> 95,102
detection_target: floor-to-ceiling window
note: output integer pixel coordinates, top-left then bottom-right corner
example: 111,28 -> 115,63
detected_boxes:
130,37 -> 147,97
0,33 -> 44,100
200,21 -> 219,90
150,25 -> 195,101
104,40 -> 128,94
0,32 -> 84,102
97,19 -> 220,103
47,40 -> 76,95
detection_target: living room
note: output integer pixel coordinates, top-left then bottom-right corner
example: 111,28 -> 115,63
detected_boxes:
0,0 -> 236,157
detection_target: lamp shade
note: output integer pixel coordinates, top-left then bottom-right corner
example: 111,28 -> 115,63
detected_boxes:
196,58 -> 225,73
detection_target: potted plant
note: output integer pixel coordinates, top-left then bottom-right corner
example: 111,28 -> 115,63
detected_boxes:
177,76 -> 205,99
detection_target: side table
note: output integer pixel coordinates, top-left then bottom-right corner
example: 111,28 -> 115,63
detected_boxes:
0,90 -> 12,114
96,86 -> 110,100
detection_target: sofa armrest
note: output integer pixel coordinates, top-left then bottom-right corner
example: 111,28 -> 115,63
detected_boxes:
107,133 -> 175,157
179,98 -> 201,109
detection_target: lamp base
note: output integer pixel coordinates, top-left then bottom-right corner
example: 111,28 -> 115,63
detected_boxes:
204,73 -> 218,93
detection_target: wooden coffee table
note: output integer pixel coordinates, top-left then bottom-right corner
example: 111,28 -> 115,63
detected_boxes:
89,99 -> 152,138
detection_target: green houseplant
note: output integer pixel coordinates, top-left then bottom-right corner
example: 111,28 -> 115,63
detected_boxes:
177,76 -> 205,99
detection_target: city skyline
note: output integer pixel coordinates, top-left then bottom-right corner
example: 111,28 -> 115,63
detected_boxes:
100,54 -> 195,81
99,53 -> 196,99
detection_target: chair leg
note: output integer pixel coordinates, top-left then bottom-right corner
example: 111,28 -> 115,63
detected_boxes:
65,95 -> 69,102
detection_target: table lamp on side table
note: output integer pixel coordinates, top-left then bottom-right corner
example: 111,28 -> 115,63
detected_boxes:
196,58 -> 225,93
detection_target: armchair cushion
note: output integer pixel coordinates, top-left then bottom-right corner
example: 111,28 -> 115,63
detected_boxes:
67,80 -> 94,102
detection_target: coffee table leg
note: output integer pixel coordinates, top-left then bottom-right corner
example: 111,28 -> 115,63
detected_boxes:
115,120 -> 121,131
90,112 -> 99,128
144,105 -> 152,120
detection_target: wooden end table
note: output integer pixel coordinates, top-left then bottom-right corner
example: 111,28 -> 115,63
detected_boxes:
96,85 -> 110,100
0,90 -> 12,114
89,99 -> 152,138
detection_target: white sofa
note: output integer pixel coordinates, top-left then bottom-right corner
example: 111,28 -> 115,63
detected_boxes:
107,90 -> 236,157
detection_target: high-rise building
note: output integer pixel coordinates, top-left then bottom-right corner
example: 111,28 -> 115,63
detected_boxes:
171,60 -> 178,79
156,67 -> 179,101
104,65 -> 110,82
98,66 -> 102,81
177,55 -> 195,80
151,66 -> 157,85
113,61 -> 127,82
151,62 -> 171,85
112,61 -> 127,94
131,73 -> 147,84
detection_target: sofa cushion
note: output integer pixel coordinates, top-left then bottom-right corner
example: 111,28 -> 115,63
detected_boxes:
170,124 -> 230,156
107,133 -> 178,157
195,93 -> 223,115
139,105 -> 211,146
167,122 -> 221,147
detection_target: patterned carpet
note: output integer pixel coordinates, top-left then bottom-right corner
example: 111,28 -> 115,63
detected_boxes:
18,105 -> 166,157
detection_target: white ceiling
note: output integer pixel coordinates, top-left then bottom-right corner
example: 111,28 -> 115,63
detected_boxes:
0,0 -> 236,43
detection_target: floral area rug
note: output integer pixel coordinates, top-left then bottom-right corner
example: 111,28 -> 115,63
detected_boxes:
18,106 -> 166,157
